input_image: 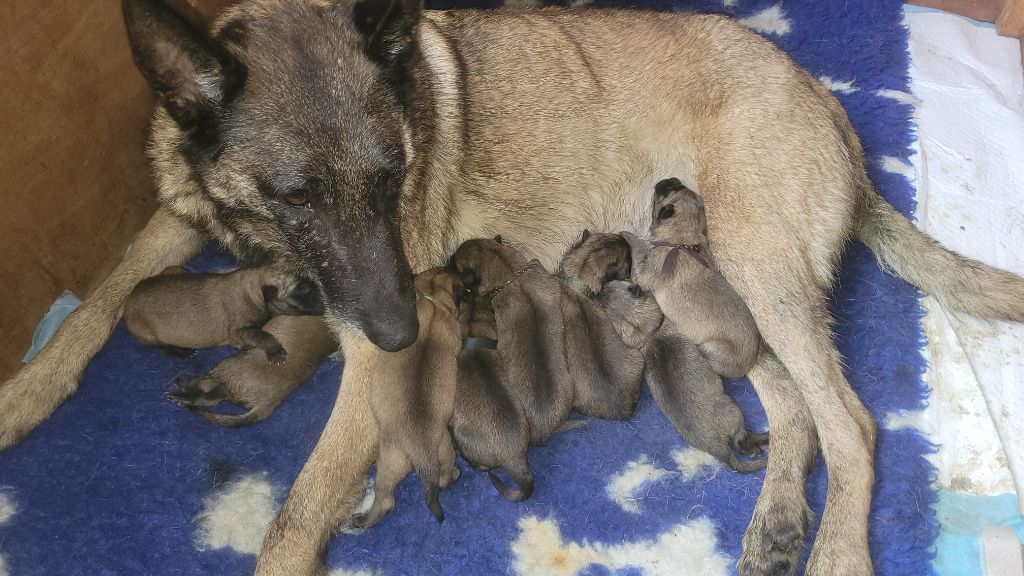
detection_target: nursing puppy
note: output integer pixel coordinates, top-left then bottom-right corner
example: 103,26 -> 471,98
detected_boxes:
352,267 -> 462,528
558,231 -> 650,419
452,290 -> 533,501
449,238 -> 574,444
123,265 -> 323,363
171,314 -> 337,427
626,179 -> 761,379
600,280 -> 767,471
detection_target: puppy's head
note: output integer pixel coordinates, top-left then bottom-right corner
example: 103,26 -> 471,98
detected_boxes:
262,271 -> 325,316
650,178 -> 706,246
448,237 -> 531,296
415,267 -> 463,314
560,230 -> 632,295
599,281 -> 664,349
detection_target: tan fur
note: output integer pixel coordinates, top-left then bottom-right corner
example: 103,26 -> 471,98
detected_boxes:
355,268 -> 462,528
624,184 -> 761,379
124,265 -> 322,362
172,315 -> 338,427
4,4 -> 1024,576
452,291 -> 534,501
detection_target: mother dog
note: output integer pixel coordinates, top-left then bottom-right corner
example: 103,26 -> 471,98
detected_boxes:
3,0 -> 1022,574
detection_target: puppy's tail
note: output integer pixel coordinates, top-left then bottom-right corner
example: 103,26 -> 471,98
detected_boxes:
857,191 -> 1024,321
186,406 -> 263,428
488,460 -> 534,502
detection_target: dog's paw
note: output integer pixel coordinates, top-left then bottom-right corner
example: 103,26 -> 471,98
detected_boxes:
738,484 -> 811,576
735,430 -> 770,456
265,346 -> 288,365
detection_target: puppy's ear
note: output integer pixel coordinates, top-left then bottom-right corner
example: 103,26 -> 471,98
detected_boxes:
122,0 -> 241,133
654,177 -> 684,198
261,285 -> 279,303
581,229 -> 591,242
629,283 -> 642,298
353,0 -> 422,75
493,235 -> 503,245
620,231 -> 648,270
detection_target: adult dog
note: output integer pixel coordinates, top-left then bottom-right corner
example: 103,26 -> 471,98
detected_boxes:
2,0 -> 1022,574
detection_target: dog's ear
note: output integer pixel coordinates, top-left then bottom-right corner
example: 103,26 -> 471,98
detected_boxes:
654,177 -> 684,198
493,235 -> 503,245
122,0 -> 240,132
581,229 -> 591,242
353,0 -> 422,73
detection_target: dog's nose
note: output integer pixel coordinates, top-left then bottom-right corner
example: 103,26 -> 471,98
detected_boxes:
365,311 -> 419,352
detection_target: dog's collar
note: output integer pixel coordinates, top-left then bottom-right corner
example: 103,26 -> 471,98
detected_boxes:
417,292 -> 457,317
555,270 -> 596,299
652,241 -> 709,277
482,260 -> 541,301
462,336 -> 498,350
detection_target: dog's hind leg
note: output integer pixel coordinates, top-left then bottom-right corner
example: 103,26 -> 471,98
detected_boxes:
738,349 -> 816,576
733,272 -> 875,576
256,333 -> 379,576
0,208 -> 203,450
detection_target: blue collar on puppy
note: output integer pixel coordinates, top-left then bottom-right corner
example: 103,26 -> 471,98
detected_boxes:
652,241 -> 709,277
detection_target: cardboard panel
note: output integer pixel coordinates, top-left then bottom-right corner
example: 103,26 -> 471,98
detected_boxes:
0,1 -> 156,378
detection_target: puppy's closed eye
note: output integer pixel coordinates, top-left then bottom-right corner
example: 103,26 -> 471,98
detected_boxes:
658,205 -> 675,220
629,284 -> 642,298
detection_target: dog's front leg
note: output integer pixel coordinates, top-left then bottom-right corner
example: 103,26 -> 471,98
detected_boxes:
255,331 -> 379,576
738,348 -> 817,576
0,208 -> 204,450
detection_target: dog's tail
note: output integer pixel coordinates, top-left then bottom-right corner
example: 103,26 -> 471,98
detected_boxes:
857,191 -> 1024,321
489,459 -> 534,502
186,406 -> 263,428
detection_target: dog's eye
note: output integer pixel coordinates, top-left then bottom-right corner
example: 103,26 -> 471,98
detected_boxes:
282,190 -> 310,208
658,205 -> 675,220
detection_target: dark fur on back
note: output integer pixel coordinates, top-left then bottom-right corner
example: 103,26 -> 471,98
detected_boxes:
451,292 -> 533,501
449,238 -> 574,443
645,319 -> 768,472
558,235 -> 657,420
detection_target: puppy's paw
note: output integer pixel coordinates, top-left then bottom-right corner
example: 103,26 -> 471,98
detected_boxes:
805,533 -> 873,576
169,376 -> 229,408
734,429 -> 770,456
265,345 -> 288,365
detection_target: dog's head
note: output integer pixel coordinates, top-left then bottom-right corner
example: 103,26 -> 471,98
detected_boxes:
414,267 -> 463,315
123,0 -> 423,351
598,281 -> 664,349
448,237 -> 531,296
560,230 -> 632,296
650,178 -> 707,247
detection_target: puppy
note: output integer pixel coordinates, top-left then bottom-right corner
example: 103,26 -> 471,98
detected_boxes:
352,267 -> 462,528
123,265 -> 323,363
451,290 -> 533,501
558,231 -> 655,419
449,237 -> 574,443
602,280 -> 768,472
625,178 -> 761,378
170,315 -> 337,427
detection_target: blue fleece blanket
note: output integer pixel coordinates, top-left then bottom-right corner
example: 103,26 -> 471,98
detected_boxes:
0,1 -> 936,575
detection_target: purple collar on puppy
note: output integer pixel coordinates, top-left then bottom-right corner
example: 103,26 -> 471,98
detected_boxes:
652,241 -> 709,277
